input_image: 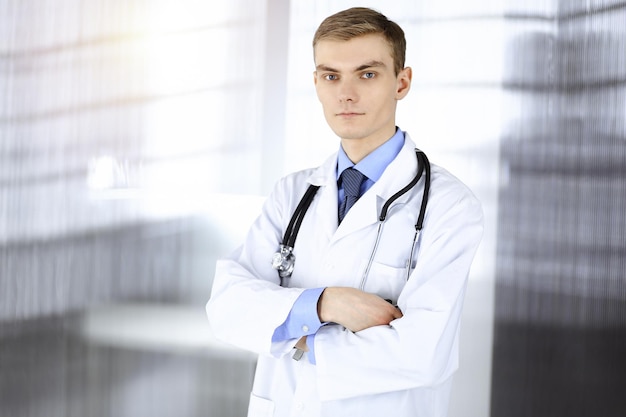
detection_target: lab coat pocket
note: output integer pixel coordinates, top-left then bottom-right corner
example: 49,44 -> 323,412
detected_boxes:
247,393 -> 275,417
363,262 -> 407,305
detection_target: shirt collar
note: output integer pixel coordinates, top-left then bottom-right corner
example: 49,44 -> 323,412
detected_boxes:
336,128 -> 405,182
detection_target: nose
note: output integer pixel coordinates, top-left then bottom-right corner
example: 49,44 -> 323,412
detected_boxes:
338,79 -> 358,103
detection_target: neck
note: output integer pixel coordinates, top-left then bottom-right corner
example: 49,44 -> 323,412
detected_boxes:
340,127 -> 397,164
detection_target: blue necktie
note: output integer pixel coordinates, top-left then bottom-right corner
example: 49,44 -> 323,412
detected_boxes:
338,168 -> 366,223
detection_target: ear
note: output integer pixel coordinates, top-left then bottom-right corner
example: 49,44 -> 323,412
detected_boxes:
395,67 -> 412,100
313,71 -> 318,87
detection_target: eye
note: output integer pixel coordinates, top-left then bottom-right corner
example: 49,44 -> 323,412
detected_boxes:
323,74 -> 338,81
362,72 -> 376,79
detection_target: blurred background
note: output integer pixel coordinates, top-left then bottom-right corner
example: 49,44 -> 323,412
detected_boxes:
1,0 -> 624,416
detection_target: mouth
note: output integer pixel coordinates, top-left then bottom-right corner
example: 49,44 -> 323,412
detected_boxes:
336,112 -> 364,118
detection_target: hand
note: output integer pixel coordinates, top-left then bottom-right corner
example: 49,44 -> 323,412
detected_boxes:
317,287 -> 403,333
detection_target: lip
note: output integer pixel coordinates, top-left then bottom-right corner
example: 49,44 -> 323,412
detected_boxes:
336,112 -> 364,118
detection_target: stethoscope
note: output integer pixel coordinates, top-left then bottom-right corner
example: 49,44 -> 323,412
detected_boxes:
272,149 -> 431,288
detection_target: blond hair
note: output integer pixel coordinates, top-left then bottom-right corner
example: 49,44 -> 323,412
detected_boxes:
313,7 -> 406,75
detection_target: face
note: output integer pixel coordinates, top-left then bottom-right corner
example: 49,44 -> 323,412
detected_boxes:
313,34 -> 412,157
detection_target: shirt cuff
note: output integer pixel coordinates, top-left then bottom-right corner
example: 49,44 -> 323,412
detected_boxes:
271,287 -> 325,343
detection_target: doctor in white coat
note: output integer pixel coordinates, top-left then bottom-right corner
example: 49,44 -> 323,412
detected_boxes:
207,7 -> 483,417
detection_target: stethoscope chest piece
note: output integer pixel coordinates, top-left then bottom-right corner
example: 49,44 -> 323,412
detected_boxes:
272,244 -> 295,279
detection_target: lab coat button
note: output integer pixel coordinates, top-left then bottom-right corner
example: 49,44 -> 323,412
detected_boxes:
295,402 -> 304,411
302,325 -> 309,333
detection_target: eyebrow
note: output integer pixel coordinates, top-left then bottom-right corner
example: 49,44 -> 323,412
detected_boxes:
316,60 -> 387,73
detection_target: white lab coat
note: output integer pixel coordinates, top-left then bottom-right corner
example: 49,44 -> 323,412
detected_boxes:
206,134 -> 484,417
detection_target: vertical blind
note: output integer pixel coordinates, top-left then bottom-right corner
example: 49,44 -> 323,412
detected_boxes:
492,1 -> 626,416
0,0 -> 266,319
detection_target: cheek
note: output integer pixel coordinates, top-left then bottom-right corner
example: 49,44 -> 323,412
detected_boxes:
375,88 -> 397,109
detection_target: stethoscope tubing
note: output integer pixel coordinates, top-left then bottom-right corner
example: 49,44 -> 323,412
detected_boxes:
282,184 -> 320,248
274,149 -> 430,287
360,150 -> 430,290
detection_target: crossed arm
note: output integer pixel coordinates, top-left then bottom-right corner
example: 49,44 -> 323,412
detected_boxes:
294,286 -> 403,351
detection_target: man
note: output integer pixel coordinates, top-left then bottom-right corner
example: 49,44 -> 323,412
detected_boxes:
207,7 -> 483,417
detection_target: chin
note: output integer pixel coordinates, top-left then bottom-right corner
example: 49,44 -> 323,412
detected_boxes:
330,126 -> 367,141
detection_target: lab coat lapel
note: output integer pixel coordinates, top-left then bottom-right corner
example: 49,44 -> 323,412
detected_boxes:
373,135 -> 421,203
307,153 -> 340,244
332,135 -> 420,242
332,190 -> 379,242
307,153 -> 379,243
307,134 -> 420,244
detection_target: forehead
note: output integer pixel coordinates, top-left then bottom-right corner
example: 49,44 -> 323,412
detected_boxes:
314,33 -> 394,70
